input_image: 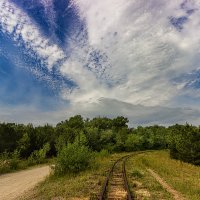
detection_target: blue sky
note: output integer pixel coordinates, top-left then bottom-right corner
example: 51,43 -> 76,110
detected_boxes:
1,0 -> 200,126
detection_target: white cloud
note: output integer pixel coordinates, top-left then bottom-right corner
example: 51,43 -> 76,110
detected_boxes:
0,0 -> 65,70
1,0 -> 200,125
65,0 -> 200,107
1,98 -> 200,127
40,0 -> 57,30
0,0 -> 102,89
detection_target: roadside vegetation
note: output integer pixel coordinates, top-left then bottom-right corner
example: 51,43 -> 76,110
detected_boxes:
22,152 -> 129,200
22,150 -> 200,200
0,143 -> 51,174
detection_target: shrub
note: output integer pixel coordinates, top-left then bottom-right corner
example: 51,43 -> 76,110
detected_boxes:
0,159 -> 11,174
55,142 -> 94,175
9,150 -> 20,170
28,143 -> 50,165
0,150 -> 21,174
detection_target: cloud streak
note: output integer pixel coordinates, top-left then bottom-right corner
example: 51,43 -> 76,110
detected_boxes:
0,0 -> 65,70
1,0 -> 200,125
67,0 -> 200,106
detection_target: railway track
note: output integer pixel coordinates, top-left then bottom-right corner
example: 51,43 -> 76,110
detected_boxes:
99,155 -> 133,200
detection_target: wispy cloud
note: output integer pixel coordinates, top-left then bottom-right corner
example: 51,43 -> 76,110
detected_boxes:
40,0 -> 57,30
0,0 -> 65,70
67,0 -> 200,106
1,0 -> 200,125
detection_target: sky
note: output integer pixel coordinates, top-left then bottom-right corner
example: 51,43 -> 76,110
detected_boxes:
1,0 -> 200,126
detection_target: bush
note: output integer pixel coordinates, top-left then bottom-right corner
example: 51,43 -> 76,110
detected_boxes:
9,150 -> 20,170
28,143 -> 50,165
0,150 -> 20,173
0,159 -> 11,174
55,143 -> 94,175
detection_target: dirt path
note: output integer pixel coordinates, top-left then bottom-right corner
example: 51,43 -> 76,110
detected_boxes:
0,166 -> 50,200
147,168 -> 186,200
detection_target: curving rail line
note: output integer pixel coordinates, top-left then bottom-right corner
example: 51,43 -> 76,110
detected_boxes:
98,155 -> 134,200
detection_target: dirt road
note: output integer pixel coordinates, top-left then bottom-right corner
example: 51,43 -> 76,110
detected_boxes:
0,166 -> 50,200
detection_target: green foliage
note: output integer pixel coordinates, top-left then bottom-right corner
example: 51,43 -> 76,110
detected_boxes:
112,116 -> 129,131
28,143 -> 50,165
0,151 -> 10,174
0,150 -> 21,174
84,127 -> 101,151
75,132 -> 87,146
168,124 -> 200,165
0,159 -> 10,174
114,128 -> 129,151
86,117 -> 113,130
55,135 -> 66,153
125,134 -> 142,151
0,151 -> 10,160
1,116 -> 200,170
17,132 -> 31,157
68,115 -> 84,130
100,130 -> 115,151
9,150 -> 20,170
0,123 -> 23,153
55,142 -> 94,175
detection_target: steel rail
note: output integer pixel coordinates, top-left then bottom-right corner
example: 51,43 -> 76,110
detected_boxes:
123,156 -> 134,200
98,155 -> 133,200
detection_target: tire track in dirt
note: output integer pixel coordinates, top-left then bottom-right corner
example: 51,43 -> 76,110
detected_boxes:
147,168 -> 186,200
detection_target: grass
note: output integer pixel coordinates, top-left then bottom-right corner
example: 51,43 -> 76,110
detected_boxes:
126,152 -> 172,200
22,152 -> 129,200
21,150 -> 200,200
126,150 -> 200,200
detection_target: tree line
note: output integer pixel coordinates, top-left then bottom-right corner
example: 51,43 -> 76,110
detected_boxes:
0,115 -> 199,166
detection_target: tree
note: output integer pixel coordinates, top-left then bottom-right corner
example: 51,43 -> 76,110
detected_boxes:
168,124 -> 200,165
100,130 -> 115,148
112,116 -> 129,131
125,134 -> 143,151
111,128 -> 129,152
68,115 -> 84,144
86,117 -> 113,130
0,123 -> 22,153
84,127 -> 101,151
